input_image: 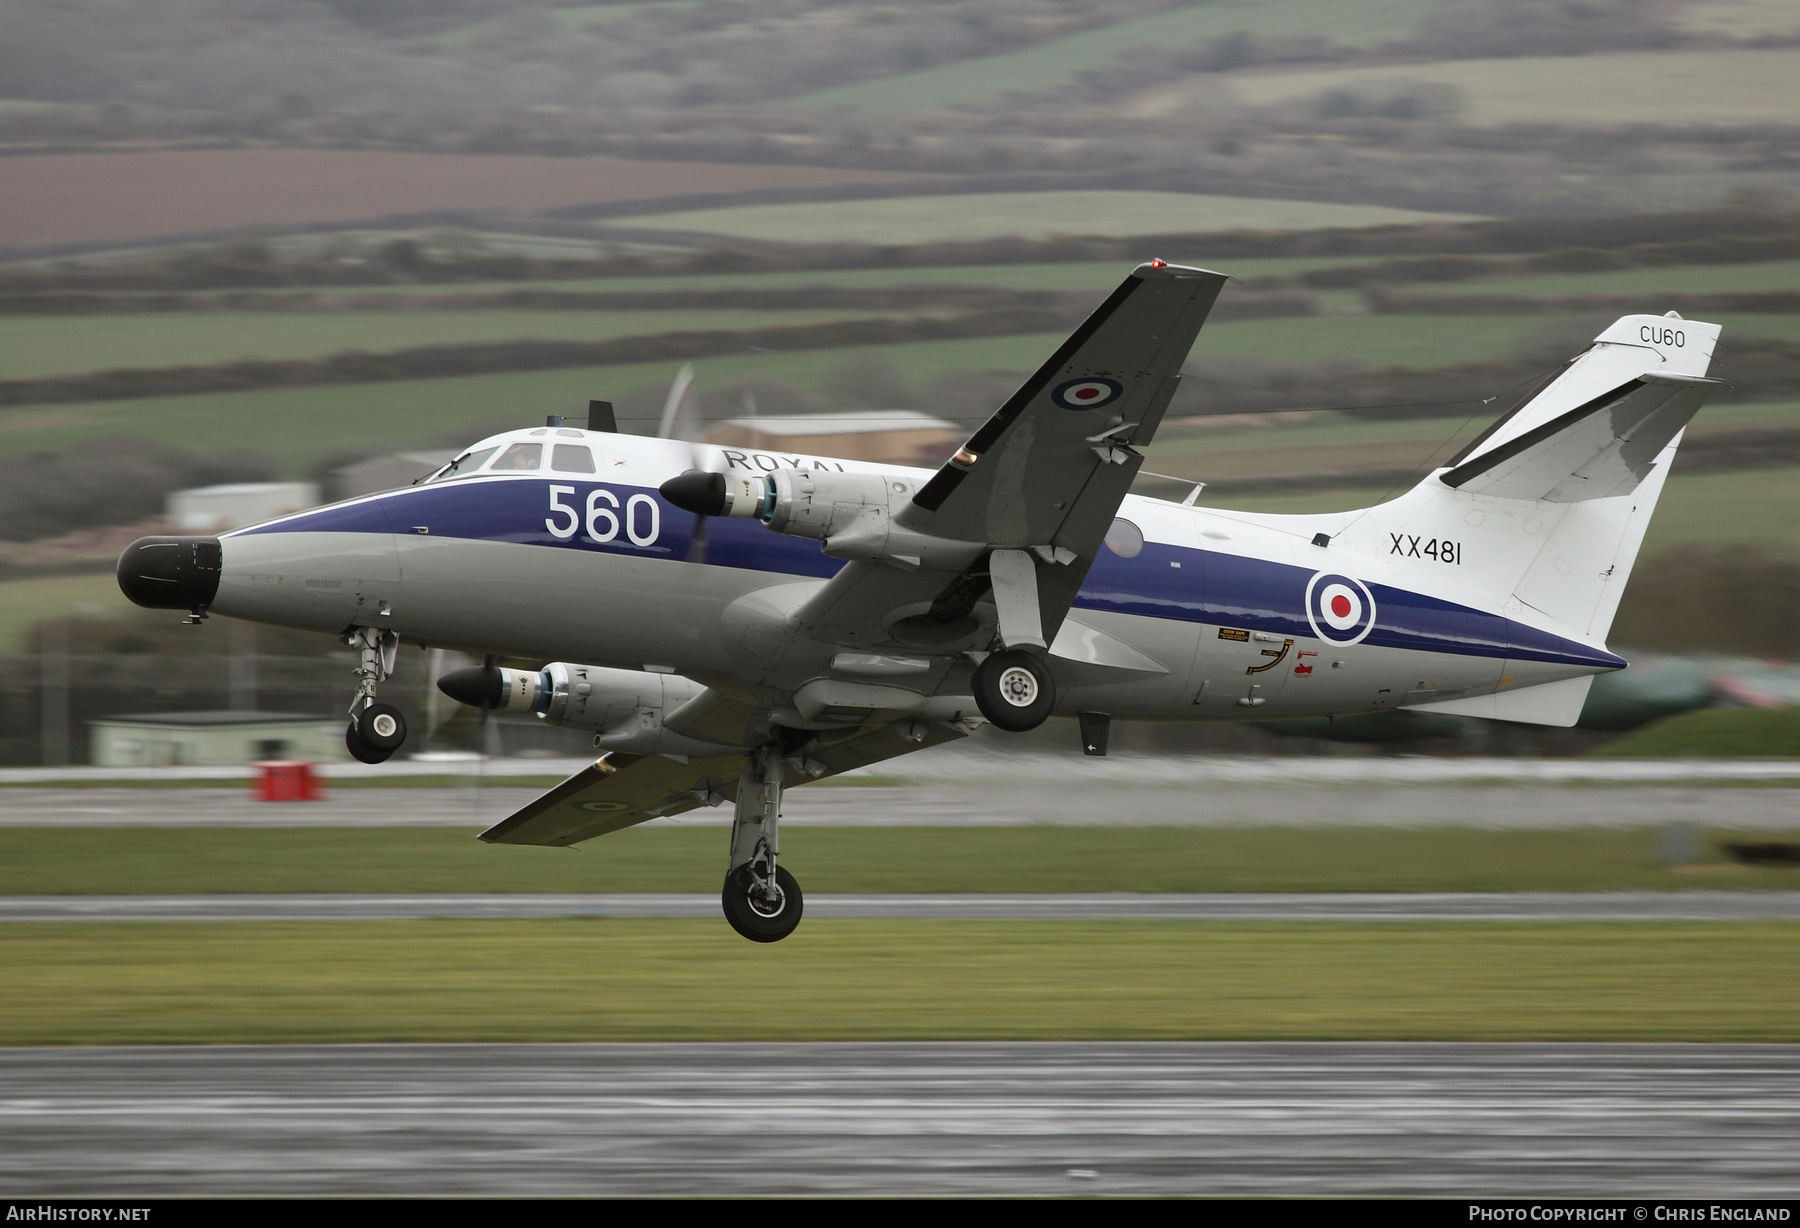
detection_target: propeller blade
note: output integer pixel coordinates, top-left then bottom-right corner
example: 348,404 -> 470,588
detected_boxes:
474,653 -> 498,757
687,509 -> 710,564
657,363 -> 695,441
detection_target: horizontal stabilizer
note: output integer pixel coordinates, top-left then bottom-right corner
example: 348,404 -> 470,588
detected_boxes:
1409,675 -> 1595,728
1441,373 -> 1715,503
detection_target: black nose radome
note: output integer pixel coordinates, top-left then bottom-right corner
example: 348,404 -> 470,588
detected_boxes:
436,666 -> 503,709
117,536 -> 223,610
658,471 -> 725,517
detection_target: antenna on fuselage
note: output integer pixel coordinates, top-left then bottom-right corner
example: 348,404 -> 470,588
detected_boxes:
587,400 -> 618,433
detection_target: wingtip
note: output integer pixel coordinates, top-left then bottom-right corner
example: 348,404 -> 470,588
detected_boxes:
1135,259 -> 1227,280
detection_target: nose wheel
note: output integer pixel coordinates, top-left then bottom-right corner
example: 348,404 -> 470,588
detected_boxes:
342,627 -> 407,764
346,700 -> 408,765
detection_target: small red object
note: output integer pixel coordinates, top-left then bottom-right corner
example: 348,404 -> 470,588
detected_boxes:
1149,258 -> 1167,268
255,760 -> 322,802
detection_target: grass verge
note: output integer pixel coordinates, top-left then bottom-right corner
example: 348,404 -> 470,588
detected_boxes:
5,825 -> 1798,895
2,919 -> 1793,1043
1592,707 -> 1800,759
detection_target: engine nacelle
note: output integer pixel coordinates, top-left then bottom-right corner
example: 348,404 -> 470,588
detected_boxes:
659,468 -> 982,570
434,662 -> 737,756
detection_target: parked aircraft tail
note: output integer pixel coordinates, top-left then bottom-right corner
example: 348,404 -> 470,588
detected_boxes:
1310,313 -> 1721,724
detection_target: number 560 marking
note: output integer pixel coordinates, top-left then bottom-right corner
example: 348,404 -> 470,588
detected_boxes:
547,485 -> 660,547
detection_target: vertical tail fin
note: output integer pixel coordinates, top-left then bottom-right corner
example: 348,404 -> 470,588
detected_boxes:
1322,313 -> 1720,724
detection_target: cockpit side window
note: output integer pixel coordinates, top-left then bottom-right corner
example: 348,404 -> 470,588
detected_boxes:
490,442 -> 543,472
423,445 -> 499,484
552,444 -> 596,474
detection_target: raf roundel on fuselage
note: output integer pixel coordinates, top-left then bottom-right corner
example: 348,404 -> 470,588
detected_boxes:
1305,572 -> 1378,647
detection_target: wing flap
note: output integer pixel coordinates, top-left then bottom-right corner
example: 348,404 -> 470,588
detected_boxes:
478,752 -> 746,847
478,720 -> 973,847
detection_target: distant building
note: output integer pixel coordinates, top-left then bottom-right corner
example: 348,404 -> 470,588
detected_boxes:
90,711 -> 347,766
703,411 -> 960,465
167,483 -> 320,532
330,451 -> 456,501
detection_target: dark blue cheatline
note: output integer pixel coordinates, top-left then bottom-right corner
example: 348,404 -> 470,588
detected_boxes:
235,478 -> 1623,671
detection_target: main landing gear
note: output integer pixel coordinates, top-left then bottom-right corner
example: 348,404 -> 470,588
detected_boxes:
722,742 -> 804,942
972,646 -> 1056,732
343,627 -> 409,765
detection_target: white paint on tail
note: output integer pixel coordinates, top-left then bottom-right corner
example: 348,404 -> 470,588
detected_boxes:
1225,313 -> 1724,725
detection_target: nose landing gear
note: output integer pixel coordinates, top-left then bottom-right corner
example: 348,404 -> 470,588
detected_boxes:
722,743 -> 804,942
343,628 -> 408,765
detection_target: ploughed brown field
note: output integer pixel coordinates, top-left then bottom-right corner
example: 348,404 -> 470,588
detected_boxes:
0,149 -> 930,249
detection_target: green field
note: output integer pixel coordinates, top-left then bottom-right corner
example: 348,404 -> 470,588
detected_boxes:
0,572 -> 133,650
0,308 -> 894,381
1186,312 -> 1584,370
3,919 -> 1793,1043
1199,464 -> 1800,552
1226,48 -> 1800,127
0,314 -> 1581,470
233,255 -> 1380,301
786,0 -> 1435,113
0,332 -> 1064,467
610,191 -> 1479,246
1145,398 -> 1800,487
1594,707 -> 1800,759
1418,258 -> 1800,299
5,825 -> 1797,896
1677,0 -> 1800,39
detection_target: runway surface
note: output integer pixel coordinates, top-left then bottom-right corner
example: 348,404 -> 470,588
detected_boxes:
6,891 -> 1798,921
7,782 -> 1800,828
2,1042 -> 1796,1196
6,750 -> 1799,787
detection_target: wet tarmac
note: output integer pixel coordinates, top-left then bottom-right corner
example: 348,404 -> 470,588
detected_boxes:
2,1042 -> 1795,1197
4,781 -> 1798,829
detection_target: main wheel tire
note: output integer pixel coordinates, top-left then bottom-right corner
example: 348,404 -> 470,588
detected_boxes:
972,647 -> 1056,732
357,702 -> 408,752
721,863 -> 804,943
344,721 -> 393,765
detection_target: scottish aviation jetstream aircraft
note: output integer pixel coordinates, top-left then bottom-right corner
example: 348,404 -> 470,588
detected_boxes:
118,261 -> 1720,940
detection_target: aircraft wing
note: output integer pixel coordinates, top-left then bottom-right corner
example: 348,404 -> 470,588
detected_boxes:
897,261 -> 1226,552
477,719 -> 969,847
786,262 -> 1226,655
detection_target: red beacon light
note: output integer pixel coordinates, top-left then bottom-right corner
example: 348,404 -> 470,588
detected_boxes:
1149,258 -> 1167,268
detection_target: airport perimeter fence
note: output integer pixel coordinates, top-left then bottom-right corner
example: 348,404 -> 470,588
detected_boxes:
0,651 -> 590,766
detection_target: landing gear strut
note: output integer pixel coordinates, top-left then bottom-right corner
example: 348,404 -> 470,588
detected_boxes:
344,627 -> 408,765
722,742 -> 804,942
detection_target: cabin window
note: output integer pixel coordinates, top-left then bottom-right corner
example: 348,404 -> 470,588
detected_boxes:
423,446 -> 499,483
1104,517 -> 1144,559
552,444 -> 596,474
490,442 -> 543,471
